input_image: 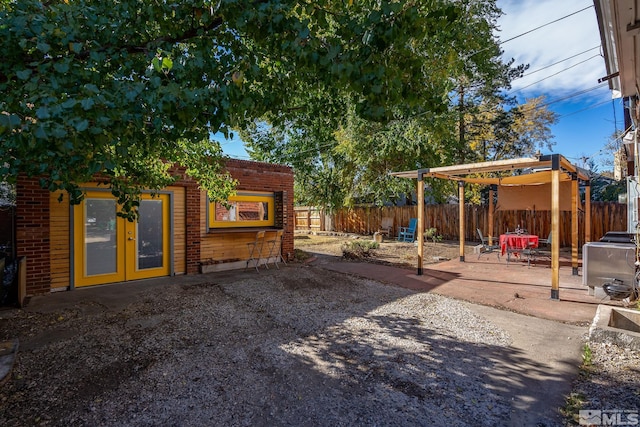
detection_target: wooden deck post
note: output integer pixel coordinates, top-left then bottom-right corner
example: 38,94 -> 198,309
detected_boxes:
488,184 -> 496,246
458,181 -> 465,262
585,181 -> 591,243
417,171 -> 425,275
571,173 -> 579,275
551,155 -> 560,300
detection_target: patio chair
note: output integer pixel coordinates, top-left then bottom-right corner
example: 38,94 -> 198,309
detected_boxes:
507,234 -> 538,267
476,228 -> 500,260
378,217 -> 394,238
265,229 -> 287,269
398,218 -> 418,242
532,231 -> 552,259
246,231 -> 266,272
538,231 -> 552,247
521,243 -> 537,267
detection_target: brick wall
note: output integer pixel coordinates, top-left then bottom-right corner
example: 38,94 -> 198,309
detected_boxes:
224,159 -> 295,259
15,177 -> 51,295
185,183 -> 201,274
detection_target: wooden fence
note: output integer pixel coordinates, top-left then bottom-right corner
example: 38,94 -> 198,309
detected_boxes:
294,202 -> 628,247
294,207 -> 324,232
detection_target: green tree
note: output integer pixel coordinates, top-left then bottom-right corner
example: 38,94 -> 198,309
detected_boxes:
243,0 -> 516,207
1,0 -> 474,216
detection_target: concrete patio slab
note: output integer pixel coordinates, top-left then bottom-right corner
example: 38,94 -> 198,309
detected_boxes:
317,256 -> 604,324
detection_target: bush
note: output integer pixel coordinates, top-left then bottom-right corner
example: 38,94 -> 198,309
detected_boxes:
292,248 -> 313,262
424,228 -> 442,243
342,240 -> 379,259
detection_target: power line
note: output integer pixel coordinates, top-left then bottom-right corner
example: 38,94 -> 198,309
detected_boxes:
540,83 -> 608,106
499,5 -> 594,46
520,46 -> 600,77
509,54 -> 601,94
564,122 -> 631,163
557,98 -> 613,119
516,83 -> 609,114
465,5 -> 595,60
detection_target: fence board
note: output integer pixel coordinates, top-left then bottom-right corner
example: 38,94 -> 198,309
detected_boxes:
294,207 -> 323,232
294,203 -> 627,246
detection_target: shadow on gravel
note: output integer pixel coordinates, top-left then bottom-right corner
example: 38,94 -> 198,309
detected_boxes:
0,265 -> 586,426
276,309 -> 577,426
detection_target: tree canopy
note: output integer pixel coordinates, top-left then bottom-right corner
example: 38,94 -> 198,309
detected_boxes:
0,0 -> 495,216
242,2 -> 558,208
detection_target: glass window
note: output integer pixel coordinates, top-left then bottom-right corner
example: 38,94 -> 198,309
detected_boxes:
209,192 -> 274,228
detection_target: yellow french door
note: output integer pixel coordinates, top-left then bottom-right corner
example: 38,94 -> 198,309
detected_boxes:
74,191 -> 170,287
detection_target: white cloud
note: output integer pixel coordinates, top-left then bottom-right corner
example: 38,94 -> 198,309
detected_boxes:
497,0 -> 606,98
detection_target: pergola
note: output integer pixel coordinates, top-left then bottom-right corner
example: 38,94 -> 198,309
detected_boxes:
391,154 -> 591,300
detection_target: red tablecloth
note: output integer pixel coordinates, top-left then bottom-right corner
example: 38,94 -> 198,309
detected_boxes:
500,234 -> 539,256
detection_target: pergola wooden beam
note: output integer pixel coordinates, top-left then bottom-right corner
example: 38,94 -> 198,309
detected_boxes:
390,154 -> 591,301
391,158 -> 542,179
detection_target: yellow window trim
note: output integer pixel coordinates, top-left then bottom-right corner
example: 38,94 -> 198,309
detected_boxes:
209,192 -> 275,228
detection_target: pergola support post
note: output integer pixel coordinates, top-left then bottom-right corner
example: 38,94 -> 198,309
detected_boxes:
551,155 -> 560,300
571,173 -> 579,276
488,184 -> 496,246
417,171 -> 425,276
585,181 -> 591,243
458,181 -> 465,262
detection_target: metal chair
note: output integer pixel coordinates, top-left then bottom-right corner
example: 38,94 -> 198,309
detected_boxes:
246,231 -> 266,272
265,230 -> 286,269
531,231 -> 552,259
476,228 -> 500,260
538,231 -> 552,246
521,243 -> 537,267
398,218 -> 417,242
507,235 -> 538,266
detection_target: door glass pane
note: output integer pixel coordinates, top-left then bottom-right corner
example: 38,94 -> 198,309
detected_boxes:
137,199 -> 163,270
85,199 -> 117,276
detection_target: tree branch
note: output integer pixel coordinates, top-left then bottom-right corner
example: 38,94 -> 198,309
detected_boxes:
76,16 -> 225,60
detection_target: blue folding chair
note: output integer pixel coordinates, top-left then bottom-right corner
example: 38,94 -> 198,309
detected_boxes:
398,218 -> 418,242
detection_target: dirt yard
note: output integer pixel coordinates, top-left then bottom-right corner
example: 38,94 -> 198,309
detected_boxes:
293,232 -> 477,268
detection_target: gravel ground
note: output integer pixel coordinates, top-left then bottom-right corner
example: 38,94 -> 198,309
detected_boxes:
1,266 -> 511,426
0,250 -> 638,426
565,341 -> 640,425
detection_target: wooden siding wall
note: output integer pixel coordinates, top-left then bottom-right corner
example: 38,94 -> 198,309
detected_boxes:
49,191 -> 70,290
296,202 -> 627,247
199,195 -> 271,262
170,186 -> 186,275
199,228 -> 278,262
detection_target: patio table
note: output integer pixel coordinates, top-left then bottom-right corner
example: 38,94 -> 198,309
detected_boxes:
500,234 -> 539,257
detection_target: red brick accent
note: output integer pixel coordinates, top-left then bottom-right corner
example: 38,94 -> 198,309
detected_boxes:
16,176 -> 51,295
224,159 -> 295,260
185,183 -> 201,274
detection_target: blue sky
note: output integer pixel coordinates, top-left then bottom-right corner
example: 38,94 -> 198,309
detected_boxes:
220,0 -> 622,169
497,0 -> 622,169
